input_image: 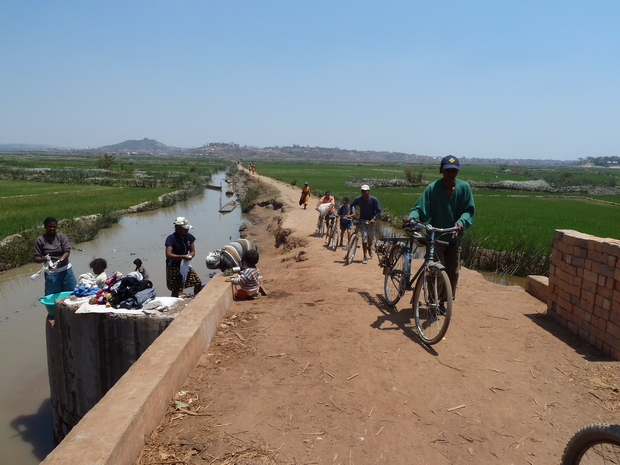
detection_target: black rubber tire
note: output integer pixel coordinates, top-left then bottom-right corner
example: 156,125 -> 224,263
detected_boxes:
384,245 -> 406,306
326,223 -> 338,250
413,267 -> 452,345
561,423 -> 620,465
316,216 -> 324,236
344,234 -> 358,265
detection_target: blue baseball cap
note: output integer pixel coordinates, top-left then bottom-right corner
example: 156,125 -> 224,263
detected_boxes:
441,155 -> 460,170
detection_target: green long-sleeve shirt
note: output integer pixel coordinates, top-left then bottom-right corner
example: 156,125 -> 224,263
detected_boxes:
409,178 -> 475,241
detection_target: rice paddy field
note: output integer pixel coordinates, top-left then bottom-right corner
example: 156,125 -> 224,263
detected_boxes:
254,159 -> 620,275
2,153 -> 619,276
0,154 -> 232,240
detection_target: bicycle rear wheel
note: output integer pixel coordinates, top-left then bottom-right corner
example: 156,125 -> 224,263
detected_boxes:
561,423 -> 620,465
413,267 -> 452,345
384,245 -> 406,306
316,216 -> 324,236
326,223 -> 338,250
344,234 -> 359,265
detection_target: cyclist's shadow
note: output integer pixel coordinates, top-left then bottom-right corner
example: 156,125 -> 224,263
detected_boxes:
358,291 -> 439,355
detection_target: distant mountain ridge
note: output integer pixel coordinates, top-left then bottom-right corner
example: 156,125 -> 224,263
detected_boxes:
0,139 -> 578,165
95,138 -> 181,153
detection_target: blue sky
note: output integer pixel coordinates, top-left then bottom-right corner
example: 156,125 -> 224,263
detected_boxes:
1,1 -> 619,160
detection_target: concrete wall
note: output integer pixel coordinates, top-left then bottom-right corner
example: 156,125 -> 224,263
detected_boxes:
40,277 -> 232,465
547,229 -> 620,359
46,301 -> 181,442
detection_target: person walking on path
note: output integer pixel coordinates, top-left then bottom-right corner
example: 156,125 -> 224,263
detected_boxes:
165,217 -> 204,298
403,155 -> 475,299
316,191 -> 336,231
337,197 -> 354,247
300,182 -> 311,209
33,217 -> 77,295
350,185 -> 382,264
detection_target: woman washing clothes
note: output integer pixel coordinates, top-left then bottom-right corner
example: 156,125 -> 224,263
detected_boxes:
33,217 -> 77,295
165,216 -> 203,298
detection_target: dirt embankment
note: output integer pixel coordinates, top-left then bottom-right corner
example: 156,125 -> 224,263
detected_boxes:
136,174 -> 620,465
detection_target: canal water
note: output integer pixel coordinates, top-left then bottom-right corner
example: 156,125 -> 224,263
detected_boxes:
0,173 -> 249,465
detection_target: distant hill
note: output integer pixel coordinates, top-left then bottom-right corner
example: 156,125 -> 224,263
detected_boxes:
94,138 -> 182,154
0,138 -> 579,165
0,143 -> 74,151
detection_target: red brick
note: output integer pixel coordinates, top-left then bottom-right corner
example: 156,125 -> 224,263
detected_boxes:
595,304 -> 611,321
567,320 -> 579,335
600,263 -> 617,279
605,323 -> 620,344
589,240 -> 604,253
582,279 -> 597,295
574,237 -> 589,250
602,241 -> 620,258
587,250 -> 604,264
608,309 -> 620,326
561,262 -> 577,275
583,269 -> 598,284
597,285 -> 613,301
582,298 -> 594,313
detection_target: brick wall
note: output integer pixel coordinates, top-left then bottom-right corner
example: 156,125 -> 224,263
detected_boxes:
548,229 -> 620,360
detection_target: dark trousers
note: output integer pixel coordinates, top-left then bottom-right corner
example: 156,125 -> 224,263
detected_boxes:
435,240 -> 461,300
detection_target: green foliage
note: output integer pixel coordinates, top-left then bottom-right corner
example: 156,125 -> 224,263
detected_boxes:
97,154 -> 115,169
403,165 -> 425,184
255,159 -> 620,277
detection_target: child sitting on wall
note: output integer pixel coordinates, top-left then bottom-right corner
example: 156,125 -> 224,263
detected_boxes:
89,258 -> 108,289
133,258 -> 149,280
225,249 -> 261,300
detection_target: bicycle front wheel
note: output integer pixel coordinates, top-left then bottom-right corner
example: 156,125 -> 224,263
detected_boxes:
413,267 -> 452,345
316,216 -> 324,236
326,223 -> 338,250
561,423 -> 620,465
344,234 -> 359,265
384,245 -> 407,306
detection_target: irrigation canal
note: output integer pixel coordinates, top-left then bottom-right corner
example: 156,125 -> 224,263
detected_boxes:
0,172 -> 249,465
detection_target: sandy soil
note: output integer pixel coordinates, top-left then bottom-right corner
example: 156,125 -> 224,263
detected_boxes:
136,174 -> 620,465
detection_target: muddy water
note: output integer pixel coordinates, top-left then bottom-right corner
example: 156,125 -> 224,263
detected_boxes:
0,173 -> 249,465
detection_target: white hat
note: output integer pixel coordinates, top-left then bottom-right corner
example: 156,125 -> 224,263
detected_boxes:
361,184 -> 370,191
173,217 -> 193,229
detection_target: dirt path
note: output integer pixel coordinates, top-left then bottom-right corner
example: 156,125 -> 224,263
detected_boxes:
136,174 -> 620,465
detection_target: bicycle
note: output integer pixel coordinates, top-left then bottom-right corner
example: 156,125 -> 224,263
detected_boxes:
325,215 -> 339,251
561,423 -> 620,465
378,220 -> 459,345
343,218 -> 369,265
315,213 -> 326,237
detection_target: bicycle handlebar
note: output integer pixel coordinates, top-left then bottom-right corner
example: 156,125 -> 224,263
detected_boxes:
403,220 -> 460,238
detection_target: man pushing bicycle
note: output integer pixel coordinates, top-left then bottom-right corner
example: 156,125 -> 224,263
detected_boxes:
403,155 -> 475,299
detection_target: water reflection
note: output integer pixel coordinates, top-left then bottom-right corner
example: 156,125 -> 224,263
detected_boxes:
0,173 -> 248,465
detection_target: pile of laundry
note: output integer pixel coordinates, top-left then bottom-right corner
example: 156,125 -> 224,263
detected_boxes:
71,271 -> 157,310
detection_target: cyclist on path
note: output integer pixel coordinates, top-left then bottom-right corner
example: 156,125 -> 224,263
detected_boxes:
403,155 -> 475,299
350,184 -> 382,264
